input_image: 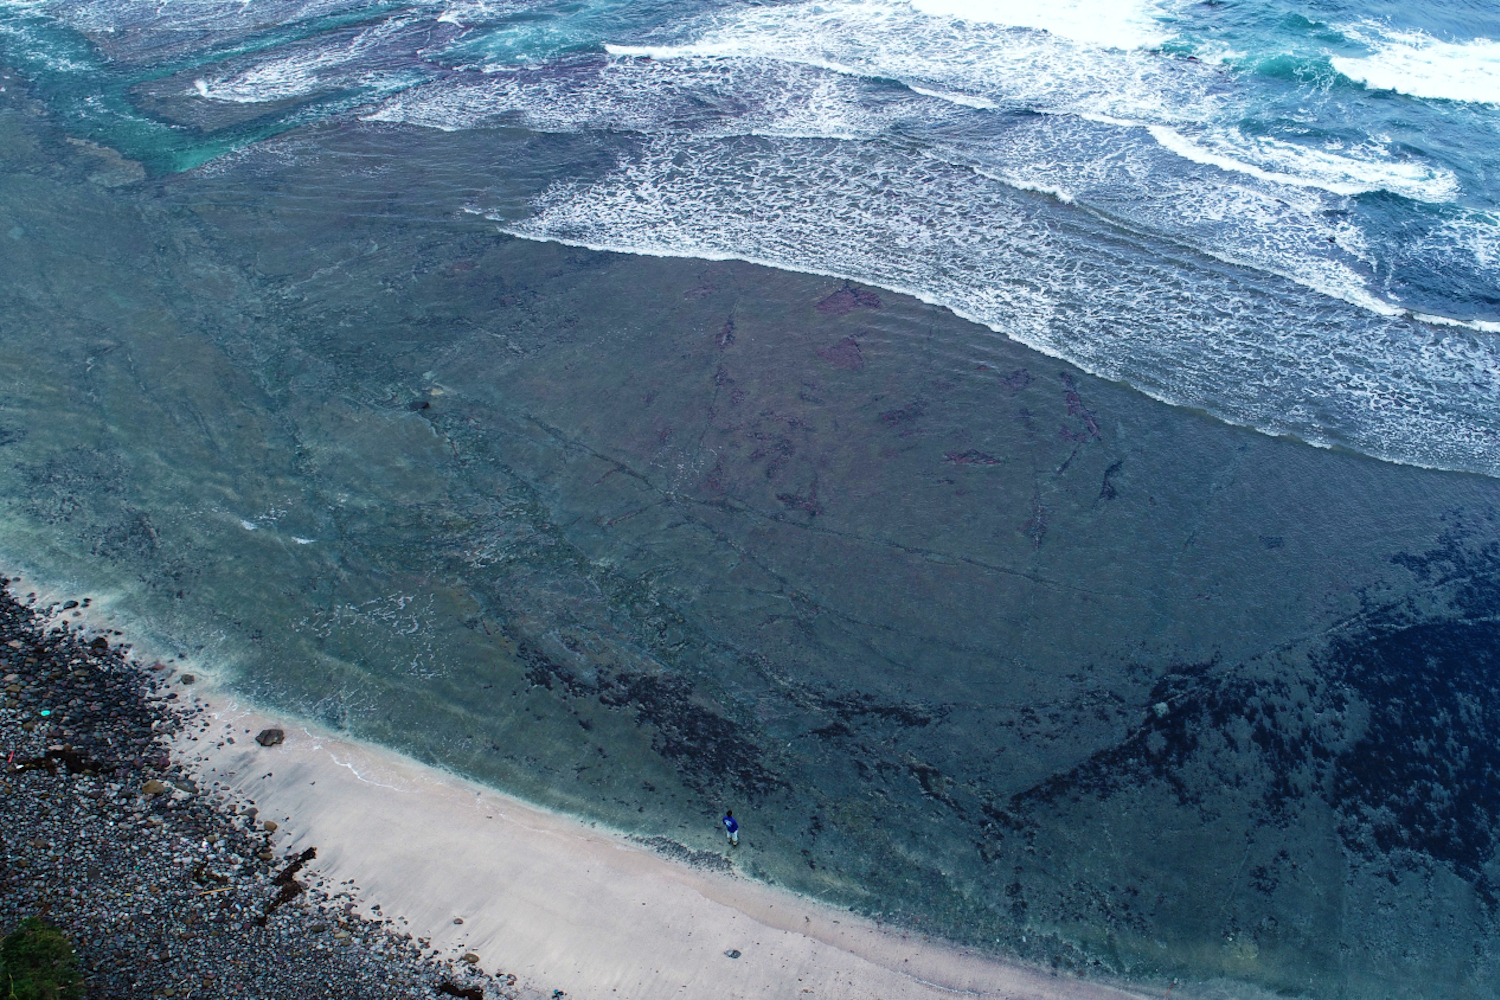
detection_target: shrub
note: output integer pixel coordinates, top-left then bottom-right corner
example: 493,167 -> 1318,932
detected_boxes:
0,918 -> 84,1000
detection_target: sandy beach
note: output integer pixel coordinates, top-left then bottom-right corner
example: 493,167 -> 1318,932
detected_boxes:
178,686 -> 1152,1000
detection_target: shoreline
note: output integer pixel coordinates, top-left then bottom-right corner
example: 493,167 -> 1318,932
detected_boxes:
179,689 -> 1154,1000
2,567 -> 1159,1000
0,576 -> 504,999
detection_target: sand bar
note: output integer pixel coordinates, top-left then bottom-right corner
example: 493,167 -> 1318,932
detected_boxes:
174,689 -> 1153,1000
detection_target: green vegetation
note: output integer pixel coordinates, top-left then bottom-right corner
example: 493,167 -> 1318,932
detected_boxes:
0,918 -> 84,1000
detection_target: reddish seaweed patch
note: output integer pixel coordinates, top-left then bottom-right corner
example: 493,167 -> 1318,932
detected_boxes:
1060,372 -> 1101,441
816,285 -> 882,316
816,336 -> 865,370
879,401 -> 925,427
776,479 -> 824,516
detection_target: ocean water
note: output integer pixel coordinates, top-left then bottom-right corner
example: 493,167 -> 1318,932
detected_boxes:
1,0 -> 1500,996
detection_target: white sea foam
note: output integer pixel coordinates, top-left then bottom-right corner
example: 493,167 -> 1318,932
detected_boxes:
193,47 -> 352,103
0,8 -> 95,74
910,0 -> 1175,50
601,1 -> 1222,125
31,0 -> 1489,473
56,0 -> 374,55
484,134 -> 1500,475
592,4 -> 1459,206
1332,25 -> 1500,106
906,84 -> 997,110
362,34 -> 1464,327
1146,125 -> 1460,203
364,55 -> 940,139
191,14 -> 429,104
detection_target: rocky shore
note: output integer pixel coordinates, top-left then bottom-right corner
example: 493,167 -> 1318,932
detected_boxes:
0,577 -> 529,1000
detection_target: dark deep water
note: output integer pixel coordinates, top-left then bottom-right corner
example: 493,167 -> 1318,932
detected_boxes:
3,1 -> 1500,996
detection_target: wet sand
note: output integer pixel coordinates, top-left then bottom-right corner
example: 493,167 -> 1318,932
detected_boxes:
181,688 -> 1153,1000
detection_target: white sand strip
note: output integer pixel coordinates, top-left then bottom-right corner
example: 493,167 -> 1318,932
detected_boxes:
176,691 -> 1152,1000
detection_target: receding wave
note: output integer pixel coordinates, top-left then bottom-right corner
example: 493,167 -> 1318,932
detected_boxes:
363,46 -> 1478,331
1332,24 -> 1500,105
909,0 -> 1177,50
598,1 -> 1223,124
1145,125 -> 1459,203
12,0 -> 1495,476
474,134 -> 1500,477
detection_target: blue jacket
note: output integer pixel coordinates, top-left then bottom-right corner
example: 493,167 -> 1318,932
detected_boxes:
723,815 -> 738,833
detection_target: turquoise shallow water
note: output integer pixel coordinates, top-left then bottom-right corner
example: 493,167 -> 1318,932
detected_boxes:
2,2 -> 1500,997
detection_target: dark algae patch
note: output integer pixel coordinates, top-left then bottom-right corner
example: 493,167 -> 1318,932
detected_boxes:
520,632 -> 783,799
969,519 -> 1500,996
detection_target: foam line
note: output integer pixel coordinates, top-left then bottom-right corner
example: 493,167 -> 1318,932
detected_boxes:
910,0 -> 1176,50
474,133 -> 1500,476
1333,25 -> 1500,106
1146,125 -> 1459,203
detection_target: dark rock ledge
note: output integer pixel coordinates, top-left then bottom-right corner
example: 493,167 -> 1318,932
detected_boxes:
0,576 -> 538,1000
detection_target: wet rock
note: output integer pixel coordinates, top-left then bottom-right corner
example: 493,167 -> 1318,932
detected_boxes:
66,137 -> 146,187
462,952 -> 480,964
179,674 -> 194,684
254,728 -> 285,747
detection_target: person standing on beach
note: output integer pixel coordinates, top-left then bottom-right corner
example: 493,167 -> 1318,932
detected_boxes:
722,810 -> 739,847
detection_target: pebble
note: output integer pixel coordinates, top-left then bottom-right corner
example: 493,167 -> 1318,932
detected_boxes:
0,580 -> 508,1000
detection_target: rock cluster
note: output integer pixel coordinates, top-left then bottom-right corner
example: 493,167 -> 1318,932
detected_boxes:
0,578 -> 529,999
